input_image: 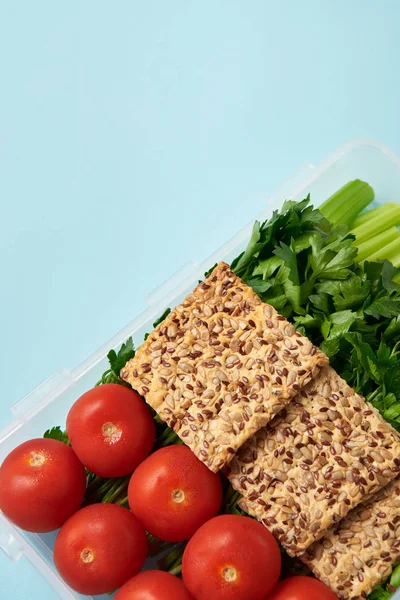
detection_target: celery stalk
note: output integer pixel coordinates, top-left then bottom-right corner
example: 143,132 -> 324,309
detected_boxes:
319,180 -> 374,226
356,227 -> 400,262
352,202 -> 397,229
366,238 -> 400,268
350,205 -> 400,245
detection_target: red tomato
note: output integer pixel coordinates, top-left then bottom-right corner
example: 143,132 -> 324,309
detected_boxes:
66,384 -> 155,477
128,445 -> 222,542
54,503 -> 148,595
114,570 -> 193,600
266,576 -> 338,600
182,514 -> 281,600
0,438 -> 86,532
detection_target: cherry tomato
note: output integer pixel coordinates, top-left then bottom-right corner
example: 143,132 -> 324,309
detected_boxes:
266,576 -> 338,600
54,503 -> 148,595
114,570 -> 193,600
0,438 -> 86,532
182,514 -> 281,600
66,384 -> 155,477
128,445 -> 222,542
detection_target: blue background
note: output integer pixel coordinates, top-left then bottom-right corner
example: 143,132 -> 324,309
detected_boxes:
1,1 -> 400,597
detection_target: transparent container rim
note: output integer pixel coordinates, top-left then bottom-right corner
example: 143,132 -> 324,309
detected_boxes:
1,136 -> 400,600
68,138 -> 400,381
3,137 -> 400,437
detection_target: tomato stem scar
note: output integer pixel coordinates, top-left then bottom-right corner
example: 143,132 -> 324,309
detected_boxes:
222,566 -> 237,582
102,422 -> 122,444
171,489 -> 185,503
80,548 -> 95,563
29,452 -> 46,467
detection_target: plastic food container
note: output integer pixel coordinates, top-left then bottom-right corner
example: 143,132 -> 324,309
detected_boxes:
1,139 -> 400,600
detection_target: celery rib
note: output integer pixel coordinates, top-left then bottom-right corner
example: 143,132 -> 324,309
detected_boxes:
352,202 -> 397,229
366,237 -> 400,268
320,180 -> 400,267
319,180 -> 374,226
350,206 -> 400,245
356,227 -> 400,262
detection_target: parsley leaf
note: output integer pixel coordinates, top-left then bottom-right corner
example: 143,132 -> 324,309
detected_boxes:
294,314 -> 322,328
243,277 -> 272,296
233,197 -> 325,279
253,256 -> 283,279
204,263 -> 218,279
44,426 -> 69,445
332,276 -> 371,310
152,308 -> 171,329
345,332 -> 381,385
144,308 -> 172,340
96,336 -> 135,387
324,310 -> 362,340
309,232 -> 357,280
364,296 -> 400,319
369,586 -> 393,600
383,314 -> 400,341
381,260 -> 400,293
309,292 -> 331,313
274,240 -> 300,286
107,337 -> 135,375
232,221 -> 264,276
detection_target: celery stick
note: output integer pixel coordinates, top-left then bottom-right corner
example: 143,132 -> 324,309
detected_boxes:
350,205 -> 400,245
319,180 -> 374,226
356,227 -> 400,262
352,202 -> 397,229
334,183 -> 375,226
366,238 -> 400,267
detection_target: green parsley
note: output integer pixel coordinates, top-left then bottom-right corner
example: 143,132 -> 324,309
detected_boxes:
43,426 -> 69,445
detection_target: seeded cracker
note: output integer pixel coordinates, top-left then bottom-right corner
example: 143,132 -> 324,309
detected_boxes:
302,477 -> 400,599
227,366 -> 400,555
121,262 -> 328,472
